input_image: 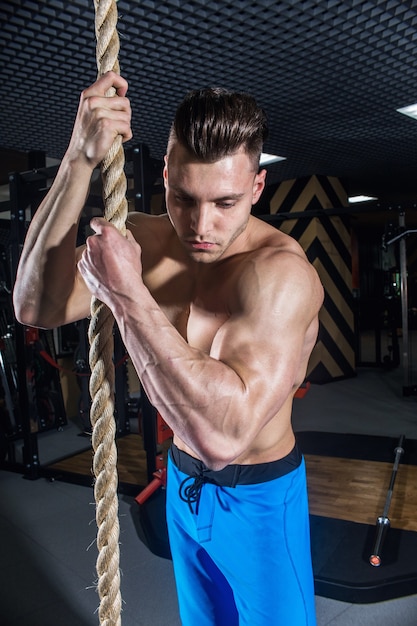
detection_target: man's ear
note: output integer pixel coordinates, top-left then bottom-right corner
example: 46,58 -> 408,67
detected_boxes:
163,155 -> 168,188
252,168 -> 266,204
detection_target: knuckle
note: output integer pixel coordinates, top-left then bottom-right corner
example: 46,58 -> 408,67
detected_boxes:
85,95 -> 100,111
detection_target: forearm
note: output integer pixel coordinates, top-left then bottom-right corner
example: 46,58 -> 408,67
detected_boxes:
13,156 -> 93,328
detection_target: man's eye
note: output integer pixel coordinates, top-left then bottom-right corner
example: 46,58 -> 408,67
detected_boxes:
217,202 -> 235,209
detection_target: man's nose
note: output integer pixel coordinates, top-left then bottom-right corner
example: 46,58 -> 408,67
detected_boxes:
190,204 -> 211,234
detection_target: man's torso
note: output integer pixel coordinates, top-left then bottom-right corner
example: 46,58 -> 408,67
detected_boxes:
127,212 -> 317,464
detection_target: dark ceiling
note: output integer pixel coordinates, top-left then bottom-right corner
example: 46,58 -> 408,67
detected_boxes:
1,0 -> 417,211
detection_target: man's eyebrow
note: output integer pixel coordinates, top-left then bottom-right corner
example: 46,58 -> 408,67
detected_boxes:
213,193 -> 245,202
171,185 -> 192,196
171,186 -> 245,202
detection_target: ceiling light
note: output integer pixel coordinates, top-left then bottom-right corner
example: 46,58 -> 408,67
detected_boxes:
260,152 -> 286,166
348,195 -> 378,203
397,103 -> 417,120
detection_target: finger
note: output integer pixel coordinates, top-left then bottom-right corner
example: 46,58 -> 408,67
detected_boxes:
85,93 -> 131,117
82,71 -> 129,99
101,71 -> 129,97
89,216 -> 109,234
77,254 -> 87,277
90,103 -> 132,138
125,229 -> 136,242
84,90 -> 132,143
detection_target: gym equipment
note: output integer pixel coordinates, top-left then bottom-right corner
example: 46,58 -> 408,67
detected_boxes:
135,410 -> 172,504
88,2 -> 132,623
73,319 -> 93,435
383,213 -> 417,396
296,431 -> 417,603
369,435 -> 405,567
1,141 -> 159,483
0,200 -> 70,473
135,407 -> 173,560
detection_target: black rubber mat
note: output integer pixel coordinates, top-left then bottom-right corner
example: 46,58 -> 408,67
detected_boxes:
296,431 -> 417,465
299,431 -> 417,602
134,489 -> 171,561
311,515 -> 417,603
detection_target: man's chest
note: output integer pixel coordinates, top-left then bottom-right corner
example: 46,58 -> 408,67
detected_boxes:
143,259 -> 231,351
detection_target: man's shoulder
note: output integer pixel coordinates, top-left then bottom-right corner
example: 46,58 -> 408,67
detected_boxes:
246,215 -> 308,264
236,217 -> 323,307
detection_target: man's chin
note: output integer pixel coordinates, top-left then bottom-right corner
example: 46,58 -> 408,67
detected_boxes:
185,246 -> 225,264
188,250 -> 220,263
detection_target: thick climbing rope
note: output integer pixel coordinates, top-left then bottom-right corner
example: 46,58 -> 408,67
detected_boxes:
89,1 -> 128,624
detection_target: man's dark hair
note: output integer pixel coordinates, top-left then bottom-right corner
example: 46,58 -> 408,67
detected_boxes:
167,86 -> 268,171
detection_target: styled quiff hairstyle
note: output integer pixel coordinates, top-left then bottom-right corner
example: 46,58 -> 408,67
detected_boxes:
167,86 -> 268,171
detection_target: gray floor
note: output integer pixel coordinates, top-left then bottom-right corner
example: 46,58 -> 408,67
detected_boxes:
1,354 -> 417,624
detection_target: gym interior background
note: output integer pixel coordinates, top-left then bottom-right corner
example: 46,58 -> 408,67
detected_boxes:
1,2 -> 417,625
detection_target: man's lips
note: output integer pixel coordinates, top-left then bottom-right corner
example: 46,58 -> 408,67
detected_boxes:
186,240 -> 216,250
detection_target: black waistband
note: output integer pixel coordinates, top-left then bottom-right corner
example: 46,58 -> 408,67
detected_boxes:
169,442 -> 302,488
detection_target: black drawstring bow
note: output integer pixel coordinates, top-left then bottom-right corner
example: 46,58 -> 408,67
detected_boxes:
179,466 -> 213,514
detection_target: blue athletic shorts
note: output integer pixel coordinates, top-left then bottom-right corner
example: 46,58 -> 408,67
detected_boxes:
166,443 -> 317,626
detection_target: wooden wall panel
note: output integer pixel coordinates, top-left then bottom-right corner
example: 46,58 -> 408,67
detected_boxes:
270,175 -> 355,382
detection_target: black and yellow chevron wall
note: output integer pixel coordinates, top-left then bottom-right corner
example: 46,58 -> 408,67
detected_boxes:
269,175 -> 355,383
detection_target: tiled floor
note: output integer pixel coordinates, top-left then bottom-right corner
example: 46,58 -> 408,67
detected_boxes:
1,361 -> 417,625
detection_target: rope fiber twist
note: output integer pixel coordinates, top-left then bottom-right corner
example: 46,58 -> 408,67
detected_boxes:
90,1 -> 128,624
